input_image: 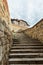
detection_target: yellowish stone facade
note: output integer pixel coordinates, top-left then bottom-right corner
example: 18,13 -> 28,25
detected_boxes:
0,0 -> 11,24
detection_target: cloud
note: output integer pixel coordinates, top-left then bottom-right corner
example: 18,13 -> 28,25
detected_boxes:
7,0 -> 43,26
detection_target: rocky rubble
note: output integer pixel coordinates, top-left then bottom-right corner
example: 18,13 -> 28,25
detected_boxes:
0,18 -> 13,65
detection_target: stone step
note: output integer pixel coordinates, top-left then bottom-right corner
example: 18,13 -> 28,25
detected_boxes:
9,53 -> 43,55
12,44 -> 43,46
13,40 -> 40,42
13,42 -> 20,44
10,49 -> 43,53
13,39 -> 19,42
13,38 -> 18,40
13,40 -> 18,41
14,41 -> 28,42
9,58 -> 43,64
9,53 -> 43,58
9,64 -> 43,65
11,46 -> 43,49
10,49 -> 43,51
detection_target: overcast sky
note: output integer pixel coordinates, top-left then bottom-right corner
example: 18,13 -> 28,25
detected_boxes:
7,0 -> 43,27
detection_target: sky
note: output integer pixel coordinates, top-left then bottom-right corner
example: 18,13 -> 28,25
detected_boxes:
7,0 -> 43,27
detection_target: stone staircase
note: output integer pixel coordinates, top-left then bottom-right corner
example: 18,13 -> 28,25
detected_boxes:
8,33 -> 43,65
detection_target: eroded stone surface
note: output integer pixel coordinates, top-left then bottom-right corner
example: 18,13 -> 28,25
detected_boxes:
0,19 -> 13,65
24,19 -> 43,43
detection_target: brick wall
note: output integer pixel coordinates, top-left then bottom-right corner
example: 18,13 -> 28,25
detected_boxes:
24,19 -> 43,43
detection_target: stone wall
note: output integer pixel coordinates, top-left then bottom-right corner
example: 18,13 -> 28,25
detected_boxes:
11,19 -> 29,27
0,0 -> 11,25
24,19 -> 43,43
0,0 -> 13,65
0,18 -> 13,65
